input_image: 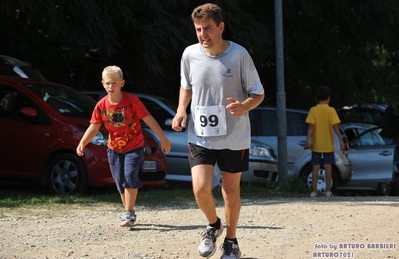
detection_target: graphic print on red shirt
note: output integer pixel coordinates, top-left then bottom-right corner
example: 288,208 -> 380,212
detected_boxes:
90,92 -> 149,153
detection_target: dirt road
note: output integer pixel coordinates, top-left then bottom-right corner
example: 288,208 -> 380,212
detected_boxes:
0,196 -> 398,259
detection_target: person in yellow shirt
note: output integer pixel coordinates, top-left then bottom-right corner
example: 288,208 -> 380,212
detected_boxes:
304,86 -> 345,197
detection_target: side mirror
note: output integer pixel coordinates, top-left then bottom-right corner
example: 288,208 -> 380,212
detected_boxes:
20,107 -> 38,118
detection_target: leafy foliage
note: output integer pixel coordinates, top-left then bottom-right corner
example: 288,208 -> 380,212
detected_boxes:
0,0 -> 398,107
281,0 -> 399,108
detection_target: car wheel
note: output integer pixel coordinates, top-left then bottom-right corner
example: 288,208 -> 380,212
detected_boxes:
300,164 -> 338,194
45,154 -> 88,195
393,177 -> 399,196
378,182 -> 393,196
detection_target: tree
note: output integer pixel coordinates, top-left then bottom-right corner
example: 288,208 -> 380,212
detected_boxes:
280,0 -> 399,109
1,0 -> 399,108
0,0 -> 270,102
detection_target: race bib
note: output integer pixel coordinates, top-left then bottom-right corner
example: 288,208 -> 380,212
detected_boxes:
194,105 -> 227,137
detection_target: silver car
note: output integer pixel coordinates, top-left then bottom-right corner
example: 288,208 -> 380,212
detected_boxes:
249,107 -> 353,194
83,91 -> 279,186
339,122 -> 395,195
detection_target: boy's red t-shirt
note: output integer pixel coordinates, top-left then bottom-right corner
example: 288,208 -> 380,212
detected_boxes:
90,92 -> 149,153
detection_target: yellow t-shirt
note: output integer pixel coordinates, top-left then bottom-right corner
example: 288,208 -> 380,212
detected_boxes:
305,104 -> 341,152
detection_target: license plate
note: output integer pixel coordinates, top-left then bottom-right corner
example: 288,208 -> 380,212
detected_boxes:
141,160 -> 157,172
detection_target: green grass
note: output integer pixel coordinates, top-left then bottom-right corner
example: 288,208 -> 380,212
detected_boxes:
0,180 -> 309,209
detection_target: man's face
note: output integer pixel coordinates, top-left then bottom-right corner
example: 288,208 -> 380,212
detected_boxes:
194,18 -> 224,49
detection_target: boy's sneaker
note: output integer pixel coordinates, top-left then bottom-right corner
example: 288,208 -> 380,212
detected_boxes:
198,224 -> 224,257
310,192 -> 319,197
120,210 -> 136,227
325,191 -> 333,197
220,240 -> 241,259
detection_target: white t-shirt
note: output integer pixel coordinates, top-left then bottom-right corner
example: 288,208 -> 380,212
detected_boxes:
181,41 -> 264,150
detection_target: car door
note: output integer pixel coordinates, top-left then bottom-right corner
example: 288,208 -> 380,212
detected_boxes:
0,83 -> 45,179
138,95 -> 192,181
250,108 -> 308,177
344,127 -> 394,190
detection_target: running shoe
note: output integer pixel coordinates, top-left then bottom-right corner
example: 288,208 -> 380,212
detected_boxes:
198,224 -> 224,257
310,192 -> 319,197
325,191 -> 333,197
120,210 -> 136,227
220,240 -> 241,259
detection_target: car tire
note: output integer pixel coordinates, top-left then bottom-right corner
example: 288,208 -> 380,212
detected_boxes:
393,178 -> 399,196
378,182 -> 393,196
45,154 -> 88,195
300,164 -> 338,194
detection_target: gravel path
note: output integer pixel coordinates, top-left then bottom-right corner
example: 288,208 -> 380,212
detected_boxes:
0,196 -> 398,259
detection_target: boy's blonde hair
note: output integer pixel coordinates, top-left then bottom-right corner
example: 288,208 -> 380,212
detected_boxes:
102,65 -> 123,79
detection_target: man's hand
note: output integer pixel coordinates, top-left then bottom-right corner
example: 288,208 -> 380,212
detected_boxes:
226,97 -> 244,117
172,112 -> 187,131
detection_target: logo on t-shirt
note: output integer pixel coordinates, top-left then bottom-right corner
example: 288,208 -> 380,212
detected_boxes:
222,68 -> 234,78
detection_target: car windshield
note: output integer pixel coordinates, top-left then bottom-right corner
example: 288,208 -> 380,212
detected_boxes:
151,95 -> 178,112
138,95 -> 180,130
337,107 -> 385,124
26,83 -> 95,118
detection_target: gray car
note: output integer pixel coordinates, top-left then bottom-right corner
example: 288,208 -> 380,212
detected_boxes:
249,107 -> 353,194
83,91 -> 279,186
340,122 -> 395,195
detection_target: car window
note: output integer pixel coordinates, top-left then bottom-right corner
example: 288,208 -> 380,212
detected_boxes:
249,110 -> 277,136
249,109 -> 307,136
345,127 -> 386,147
150,95 -> 178,112
139,98 -> 174,129
0,84 -> 35,121
344,128 -> 357,147
27,83 -> 95,118
0,55 -> 46,80
358,128 -> 385,146
84,92 -> 103,101
338,108 -> 384,124
287,111 -> 307,136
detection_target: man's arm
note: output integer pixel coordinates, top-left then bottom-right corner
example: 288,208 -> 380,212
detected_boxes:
172,85 -> 192,131
226,93 -> 264,117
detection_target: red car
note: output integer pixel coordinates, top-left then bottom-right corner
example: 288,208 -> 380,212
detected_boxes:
0,76 -> 167,194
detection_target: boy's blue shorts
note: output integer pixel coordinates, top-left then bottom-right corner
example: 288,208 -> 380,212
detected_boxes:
311,152 -> 336,165
107,147 -> 144,193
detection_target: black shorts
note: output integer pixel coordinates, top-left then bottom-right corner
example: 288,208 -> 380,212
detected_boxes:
188,143 -> 249,173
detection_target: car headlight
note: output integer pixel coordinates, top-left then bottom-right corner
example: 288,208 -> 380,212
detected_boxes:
249,142 -> 274,158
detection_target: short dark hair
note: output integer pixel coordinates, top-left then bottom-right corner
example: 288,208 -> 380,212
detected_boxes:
316,86 -> 331,101
191,3 -> 223,26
